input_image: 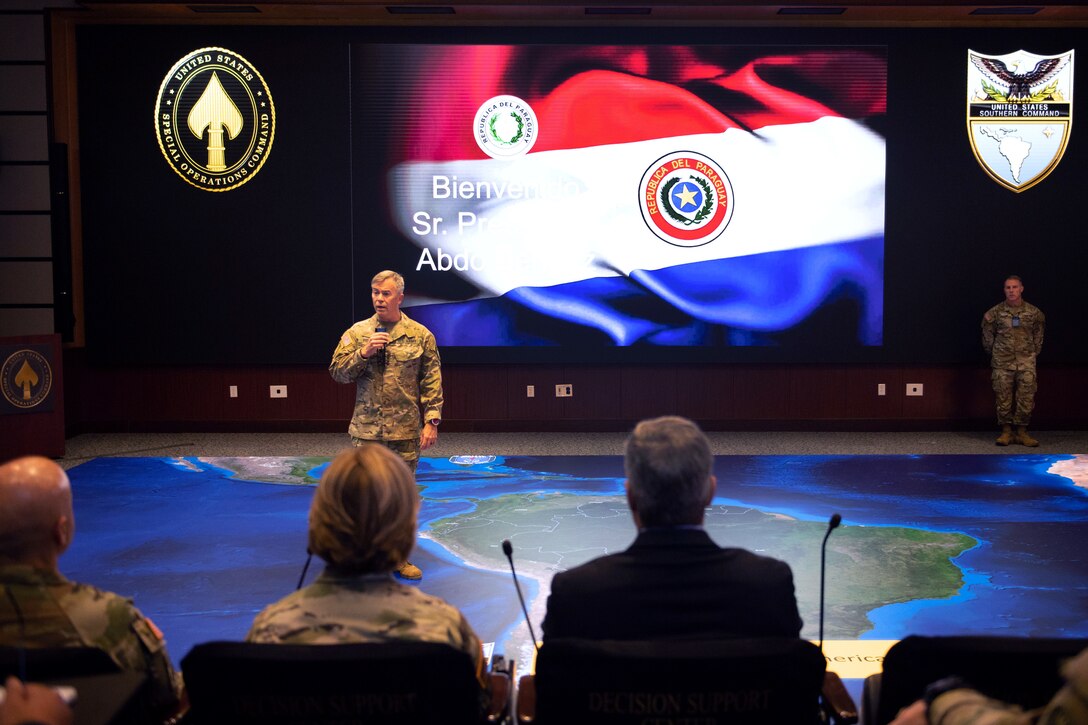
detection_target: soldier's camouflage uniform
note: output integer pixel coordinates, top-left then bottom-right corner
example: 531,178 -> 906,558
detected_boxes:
928,646 -> 1088,724
982,301 -> 1045,426
330,313 -> 443,472
246,570 -> 486,689
0,564 -> 182,719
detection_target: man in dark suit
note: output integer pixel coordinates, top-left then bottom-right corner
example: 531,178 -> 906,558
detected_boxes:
541,415 -> 802,641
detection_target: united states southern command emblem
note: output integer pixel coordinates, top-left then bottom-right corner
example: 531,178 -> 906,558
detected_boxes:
967,49 -> 1074,192
155,47 -> 276,191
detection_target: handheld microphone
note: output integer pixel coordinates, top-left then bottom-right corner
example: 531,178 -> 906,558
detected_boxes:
502,539 -> 540,652
819,513 -> 841,651
374,326 -> 387,366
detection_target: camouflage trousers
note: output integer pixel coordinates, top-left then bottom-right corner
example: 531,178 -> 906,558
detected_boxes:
992,367 -> 1037,426
351,436 -> 420,474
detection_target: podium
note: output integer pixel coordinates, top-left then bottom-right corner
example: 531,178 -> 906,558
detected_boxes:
0,333 -> 65,459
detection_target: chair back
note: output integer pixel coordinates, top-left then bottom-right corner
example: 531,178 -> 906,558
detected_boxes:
0,645 -> 119,680
872,635 -> 1088,725
0,646 -> 150,725
181,640 -> 485,724
532,637 -> 826,725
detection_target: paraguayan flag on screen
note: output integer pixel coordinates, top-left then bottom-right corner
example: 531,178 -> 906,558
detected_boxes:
378,46 -> 886,346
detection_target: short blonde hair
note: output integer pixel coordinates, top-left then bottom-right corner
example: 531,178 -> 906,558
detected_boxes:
371,270 -> 405,293
308,445 -> 418,575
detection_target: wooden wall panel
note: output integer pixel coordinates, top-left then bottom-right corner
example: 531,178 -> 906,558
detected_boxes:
1036,367 -> 1088,427
61,352 -> 1087,433
789,367 -> 847,420
899,367 -> 949,420
552,365 -> 622,421
843,367 -> 904,420
620,366 -> 678,422
732,366 -> 791,420
444,365 -> 507,422
675,366 -> 735,420
505,364 -> 549,424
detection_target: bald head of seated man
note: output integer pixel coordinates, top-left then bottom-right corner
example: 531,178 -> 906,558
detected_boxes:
0,457 -> 76,570
0,457 -> 182,722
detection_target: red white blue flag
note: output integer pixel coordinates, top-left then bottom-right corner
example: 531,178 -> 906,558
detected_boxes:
355,45 -> 887,346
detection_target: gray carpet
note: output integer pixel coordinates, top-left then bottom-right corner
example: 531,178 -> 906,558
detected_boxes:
58,430 -> 1088,469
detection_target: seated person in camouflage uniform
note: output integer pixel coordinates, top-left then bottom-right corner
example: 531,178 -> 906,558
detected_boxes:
889,646 -> 1088,725
0,456 -> 182,722
246,444 -> 488,689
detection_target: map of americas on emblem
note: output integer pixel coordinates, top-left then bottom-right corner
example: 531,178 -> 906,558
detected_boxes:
967,49 -> 1074,192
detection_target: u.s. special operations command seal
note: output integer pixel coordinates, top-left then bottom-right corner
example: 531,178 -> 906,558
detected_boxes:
968,49 -> 1074,192
639,151 -> 734,247
474,95 -> 537,159
155,47 -> 275,191
1,348 -> 52,410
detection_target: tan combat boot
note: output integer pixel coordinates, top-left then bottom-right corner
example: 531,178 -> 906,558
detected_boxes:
1016,426 -> 1039,447
396,561 -> 423,580
995,425 -> 1013,446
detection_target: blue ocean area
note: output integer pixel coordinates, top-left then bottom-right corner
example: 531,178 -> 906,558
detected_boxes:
60,453 -> 1088,670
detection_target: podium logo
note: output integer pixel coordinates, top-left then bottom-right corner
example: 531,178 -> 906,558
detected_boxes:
1,349 -> 52,410
155,47 -> 276,191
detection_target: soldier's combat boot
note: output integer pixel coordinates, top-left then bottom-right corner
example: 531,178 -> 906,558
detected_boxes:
395,561 -> 423,580
995,425 -> 1013,446
1016,426 -> 1039,447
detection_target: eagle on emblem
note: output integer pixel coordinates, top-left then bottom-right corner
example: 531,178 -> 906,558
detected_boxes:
970,53 -> 1070,101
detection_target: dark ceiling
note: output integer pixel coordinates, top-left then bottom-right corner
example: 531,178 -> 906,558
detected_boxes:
73,0 -> 1088,27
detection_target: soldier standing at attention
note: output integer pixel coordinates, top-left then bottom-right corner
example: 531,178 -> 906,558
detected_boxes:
982,275 -> 1045,447
329,270 -> 443,580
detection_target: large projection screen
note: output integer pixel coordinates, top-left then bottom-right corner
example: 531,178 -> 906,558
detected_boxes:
351,44 -> 886,351
74,26 -> 1085,365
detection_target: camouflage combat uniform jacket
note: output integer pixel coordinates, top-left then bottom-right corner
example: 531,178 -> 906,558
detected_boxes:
0,565 -> 182,718
929,646 -> 1088,724
329,313 -> 443,442
246,570 -> 486,687
982,301 -> 1045,371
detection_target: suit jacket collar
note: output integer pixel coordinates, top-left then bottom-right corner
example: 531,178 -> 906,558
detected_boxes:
628,526 -> 716,550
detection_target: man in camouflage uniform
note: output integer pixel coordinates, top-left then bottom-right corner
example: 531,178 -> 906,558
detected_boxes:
0,456 -> 181,721
330,270 -> 443,580
982,276 -> 1045,447
890,646 -> 1088,724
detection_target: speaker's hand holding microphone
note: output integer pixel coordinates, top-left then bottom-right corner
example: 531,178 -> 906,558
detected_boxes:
365,326 -> 390,365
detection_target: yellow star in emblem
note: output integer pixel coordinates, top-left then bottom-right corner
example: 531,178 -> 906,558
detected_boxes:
674,183 -> 698,209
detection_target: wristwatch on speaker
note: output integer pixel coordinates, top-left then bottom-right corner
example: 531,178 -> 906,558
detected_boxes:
428,418 -> 441,426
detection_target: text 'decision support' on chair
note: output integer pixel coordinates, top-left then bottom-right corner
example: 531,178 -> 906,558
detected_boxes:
181,640 -> 509,725
518,637 -> 827,725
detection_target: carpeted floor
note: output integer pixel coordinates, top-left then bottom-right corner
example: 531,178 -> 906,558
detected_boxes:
57,429 -> 1088,465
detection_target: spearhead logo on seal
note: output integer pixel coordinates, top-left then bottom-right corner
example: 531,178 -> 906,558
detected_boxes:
155,47 -> 276,191
474,95 -> 538,159
1,349 -> 52,411
639,151 -> 734,247
967,49 -> 1074,192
